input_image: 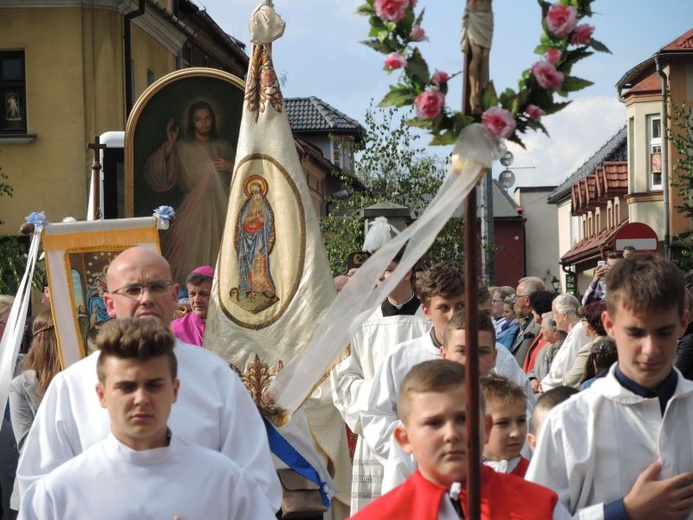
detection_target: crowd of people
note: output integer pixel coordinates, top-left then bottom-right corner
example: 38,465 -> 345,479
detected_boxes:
1,243 -> 693,518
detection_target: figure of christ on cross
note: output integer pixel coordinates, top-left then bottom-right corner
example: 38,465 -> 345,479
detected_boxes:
461,0 -> 493,115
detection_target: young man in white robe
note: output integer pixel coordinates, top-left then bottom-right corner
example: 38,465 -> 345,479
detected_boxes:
19,318 -> 275,519
362,263 -> 534,469
527,254 -> 693,518
330,248 -> 429,512
15,247 -> 281,511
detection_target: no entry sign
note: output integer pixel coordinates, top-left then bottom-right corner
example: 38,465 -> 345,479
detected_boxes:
614,222 -> 658,252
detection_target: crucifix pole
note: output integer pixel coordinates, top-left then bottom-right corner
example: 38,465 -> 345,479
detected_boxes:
87,135 -> 107,220
461,0 -> 493,518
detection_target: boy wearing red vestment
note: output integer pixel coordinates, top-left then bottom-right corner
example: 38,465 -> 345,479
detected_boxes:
350,359 -> 570,519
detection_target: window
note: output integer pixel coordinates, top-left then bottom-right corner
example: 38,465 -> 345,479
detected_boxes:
0,51 -> 26,133
648,115 -> 662,190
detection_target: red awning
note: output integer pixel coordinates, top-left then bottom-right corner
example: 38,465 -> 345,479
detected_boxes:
560,220 -> 629,266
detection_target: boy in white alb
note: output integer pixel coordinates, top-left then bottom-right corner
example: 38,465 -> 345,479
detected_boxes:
19,318 -> 275,520
362,264 -> 533,469
16,248 -> 280,510
527,254 -> 693,518
331,247 -> 429,512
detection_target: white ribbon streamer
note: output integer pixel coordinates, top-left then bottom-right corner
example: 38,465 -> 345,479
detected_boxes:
269,123 -> 504,415
0,230 -> 42,431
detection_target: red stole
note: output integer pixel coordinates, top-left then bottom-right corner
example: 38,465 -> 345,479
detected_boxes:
510,456 -> 530,478
349,467 -> 558,519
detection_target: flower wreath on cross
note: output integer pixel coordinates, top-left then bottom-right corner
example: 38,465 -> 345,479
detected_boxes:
357,0 -> 610,147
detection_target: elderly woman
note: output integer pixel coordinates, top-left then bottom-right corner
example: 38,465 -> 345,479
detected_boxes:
539,293 -> 590,392
527,313 -> 564,393
562,301 -> 608,388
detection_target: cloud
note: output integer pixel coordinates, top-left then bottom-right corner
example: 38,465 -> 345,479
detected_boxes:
506,96 -> 626,187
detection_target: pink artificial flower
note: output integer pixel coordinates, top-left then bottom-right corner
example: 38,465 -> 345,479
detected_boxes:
414,89 -> 445,120
545,48 -> 561,66
410,25 -> 427,42
571,24 -> 595,45
526,104 -> 545,121
384,52 -> 407,70
546,4 -> 578,38
531,61 -> 565,92
374,0 -> 410,23
431,70 -> 449,87
482,107 -> 516,140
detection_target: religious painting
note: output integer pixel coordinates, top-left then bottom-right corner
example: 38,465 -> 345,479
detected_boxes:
125,68 -> 245,285
218,153 -> 306,330
68,250 -> 117,355
42,218 -> 160,368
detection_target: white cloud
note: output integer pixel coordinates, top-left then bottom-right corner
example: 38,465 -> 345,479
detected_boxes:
506,96 -> 626,188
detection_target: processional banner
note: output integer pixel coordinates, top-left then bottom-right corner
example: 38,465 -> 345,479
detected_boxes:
42,217 -> 160,368
204,3 -> 349,507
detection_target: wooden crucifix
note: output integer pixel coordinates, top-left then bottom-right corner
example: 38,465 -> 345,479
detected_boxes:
461,1 -> 494,519
87,135 -> 107,220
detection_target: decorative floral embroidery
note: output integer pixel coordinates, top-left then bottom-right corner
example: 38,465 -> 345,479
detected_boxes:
245,45 -> 283,120
232,355 -> 285,423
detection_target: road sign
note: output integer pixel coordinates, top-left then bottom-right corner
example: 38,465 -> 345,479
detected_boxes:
614,222 -> 658,252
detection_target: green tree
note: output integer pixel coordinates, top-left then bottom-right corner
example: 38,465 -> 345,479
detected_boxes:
0,157 -> 28,295
321,105 -> 461,275
668,99 -> 693,271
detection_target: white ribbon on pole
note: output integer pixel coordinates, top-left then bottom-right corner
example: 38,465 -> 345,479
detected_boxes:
269,123 -> 504,417
0,230 -> 42,431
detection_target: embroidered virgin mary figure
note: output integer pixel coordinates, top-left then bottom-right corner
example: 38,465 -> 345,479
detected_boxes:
231,175 -> 278,313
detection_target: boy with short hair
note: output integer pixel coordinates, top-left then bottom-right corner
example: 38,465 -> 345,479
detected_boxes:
331,247 -> 429,511
527,254 -> 693,518
525,386 -> 578,453
351,360 -> 569,519
480,374 -> 529,477
361,262 -> 465,465
19,318 -> 275,519
440,311 -> 497,377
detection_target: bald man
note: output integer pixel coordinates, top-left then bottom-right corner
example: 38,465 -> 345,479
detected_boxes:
16,247 -> 281,511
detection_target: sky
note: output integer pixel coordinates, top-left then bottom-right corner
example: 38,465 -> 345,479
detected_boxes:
192,0 -> 693,188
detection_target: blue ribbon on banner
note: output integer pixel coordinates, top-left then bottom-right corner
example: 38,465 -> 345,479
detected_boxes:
263,418 -> 330,508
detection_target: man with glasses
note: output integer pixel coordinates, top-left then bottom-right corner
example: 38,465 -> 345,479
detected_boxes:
16,247 -> 281,512
510,276 -> 546,366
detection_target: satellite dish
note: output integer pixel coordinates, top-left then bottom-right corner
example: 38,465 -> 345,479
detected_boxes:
500,151 -> 514,167
499,169 -> 516,190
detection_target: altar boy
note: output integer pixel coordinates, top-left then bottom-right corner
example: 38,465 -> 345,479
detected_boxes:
351,360 -> 569,519
527,254 -> 693,518
19,318 -> 275,519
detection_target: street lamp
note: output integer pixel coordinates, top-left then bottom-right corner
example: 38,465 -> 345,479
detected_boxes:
551,275 -> 561,293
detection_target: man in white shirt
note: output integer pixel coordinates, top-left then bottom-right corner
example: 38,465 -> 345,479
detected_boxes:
16,247 -> 281,511
19,317 -> 275,519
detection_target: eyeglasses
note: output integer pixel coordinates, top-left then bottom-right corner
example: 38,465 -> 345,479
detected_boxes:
109,280 -> 174,300
492,298 -> 504,303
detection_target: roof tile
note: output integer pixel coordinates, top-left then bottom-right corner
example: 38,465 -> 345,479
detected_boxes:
285,96 -> 365,134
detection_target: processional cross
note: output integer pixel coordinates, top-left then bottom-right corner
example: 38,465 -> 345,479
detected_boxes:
461,0 -> 494,518
87,135 -> 107,220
